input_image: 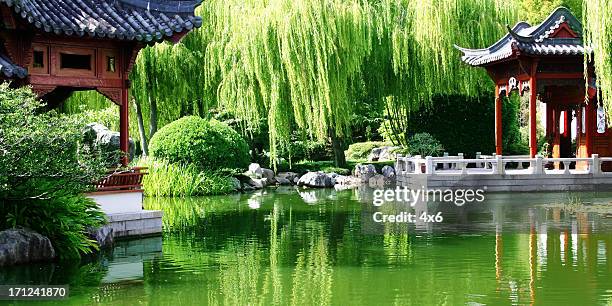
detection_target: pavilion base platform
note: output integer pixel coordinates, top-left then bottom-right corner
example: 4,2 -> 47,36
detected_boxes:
396,154 -> 612,192
86,191 -> 163,239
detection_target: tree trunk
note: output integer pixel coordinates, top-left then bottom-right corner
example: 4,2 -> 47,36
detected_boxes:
148,96 -> 158,139
133,97 -> 149,156
330,130 -> 347,168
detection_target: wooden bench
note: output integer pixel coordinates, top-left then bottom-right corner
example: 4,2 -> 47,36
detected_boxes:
94,167 -> 148,192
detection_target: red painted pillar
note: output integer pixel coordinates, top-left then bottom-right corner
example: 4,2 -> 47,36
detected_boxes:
120,82 -> 129,166
495,85 -> 503,155
529,63 -> 538,157
563,109 -> 571,138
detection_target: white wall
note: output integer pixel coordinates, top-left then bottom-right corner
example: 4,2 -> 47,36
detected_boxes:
87,191 -> 143,214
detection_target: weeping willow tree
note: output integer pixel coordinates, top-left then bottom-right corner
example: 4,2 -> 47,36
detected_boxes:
583,0 -> 612,117
127,0 -> 525,166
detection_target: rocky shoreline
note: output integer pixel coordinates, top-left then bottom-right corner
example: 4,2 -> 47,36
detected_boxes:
236,162 -> 397,191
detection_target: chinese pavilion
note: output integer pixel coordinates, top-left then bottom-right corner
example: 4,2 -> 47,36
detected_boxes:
455,7 -> 603,162
0,0 -> 202,164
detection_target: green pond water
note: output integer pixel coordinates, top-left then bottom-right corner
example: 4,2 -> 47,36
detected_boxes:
1,187 -> 612,305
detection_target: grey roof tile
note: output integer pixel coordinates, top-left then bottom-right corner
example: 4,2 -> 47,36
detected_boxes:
455,7 -> 586,66
1,0 -> 203,43
0,52 -> 27,78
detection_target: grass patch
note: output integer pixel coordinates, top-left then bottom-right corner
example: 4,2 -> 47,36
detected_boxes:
137,157 -> 235,197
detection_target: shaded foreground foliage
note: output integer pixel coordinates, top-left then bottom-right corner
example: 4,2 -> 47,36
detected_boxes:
0,84 -> 107,259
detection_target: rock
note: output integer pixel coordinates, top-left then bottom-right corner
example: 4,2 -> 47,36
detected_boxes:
88,226 -> 113,249
243,177 -> 267,189
354,164 -> 377,182
277,172 -> 300,183
326,173 -> 338,185
261,168 -> 276,183
229,177 -> 242,191
368,146 -> 400,162
275,176 -> 292,185
297,171 -> 333,188
368,147 -> 383,162
368,174 -> 394,187
381,165 -> 396,180
248,163 -> 263,178
335,175 -> 360,186
0,229 -> 56,267
83,123 -> 135,164
368,174 -> 385,187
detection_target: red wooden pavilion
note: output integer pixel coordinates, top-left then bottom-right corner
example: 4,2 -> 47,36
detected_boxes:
0,0 -> 202,165
456,7 -> 604,163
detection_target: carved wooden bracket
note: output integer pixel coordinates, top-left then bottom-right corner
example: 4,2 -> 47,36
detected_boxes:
97,87 -> 122,106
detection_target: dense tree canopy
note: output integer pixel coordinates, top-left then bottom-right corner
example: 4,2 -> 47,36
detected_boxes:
63,0 -> 610,165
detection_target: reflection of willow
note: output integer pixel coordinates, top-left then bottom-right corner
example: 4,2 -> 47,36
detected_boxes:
144,195 -> 242,231
210,202 -> 292,305
290,223 -> 333,306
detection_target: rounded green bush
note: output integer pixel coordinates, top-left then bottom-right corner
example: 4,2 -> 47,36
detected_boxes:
149,116 -> 250,171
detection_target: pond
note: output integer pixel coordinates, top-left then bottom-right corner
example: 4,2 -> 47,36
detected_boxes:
1,187 -> 612,305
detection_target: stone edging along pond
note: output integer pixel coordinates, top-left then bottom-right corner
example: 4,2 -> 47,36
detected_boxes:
236,163 -> 397,191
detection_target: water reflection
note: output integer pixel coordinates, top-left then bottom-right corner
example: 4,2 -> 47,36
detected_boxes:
0,188 -> 611,305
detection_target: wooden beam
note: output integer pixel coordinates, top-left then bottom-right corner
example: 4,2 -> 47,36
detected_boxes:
120,81 -> 129,166
495,84 -> 503,155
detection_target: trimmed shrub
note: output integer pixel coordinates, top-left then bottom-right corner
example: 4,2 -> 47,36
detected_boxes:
149,116 -> 250,171
345,141 -> 390,161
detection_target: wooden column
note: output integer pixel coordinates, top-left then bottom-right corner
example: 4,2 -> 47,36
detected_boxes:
529,63 -> 539,157
120,82 -> 130,166
585,101 -> 593,156
495,85 -> 503,155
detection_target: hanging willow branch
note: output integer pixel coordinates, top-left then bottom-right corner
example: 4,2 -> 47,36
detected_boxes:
583,0 -> 612,115
129,0 -> 520,162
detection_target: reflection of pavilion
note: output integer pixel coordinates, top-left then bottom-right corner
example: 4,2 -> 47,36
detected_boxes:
492,203 -> 610,305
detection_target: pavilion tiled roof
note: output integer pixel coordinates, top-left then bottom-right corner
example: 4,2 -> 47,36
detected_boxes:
1,0 -> 203,43
455,7 -> 587,66
0,52 -> 27,78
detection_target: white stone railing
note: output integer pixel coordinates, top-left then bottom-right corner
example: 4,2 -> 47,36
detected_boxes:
395,153 -> 612,176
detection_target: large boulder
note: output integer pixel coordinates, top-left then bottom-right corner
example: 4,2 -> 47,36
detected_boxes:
335,175 -> 360,186
261,168 -> 276,184
88,226 -> 114,249
381,165 -> 396,180
297,172 -> 333,188
354,164 -> 377,182
0,229 -> 56,266
248,163 -> 263,178
83,123 -> 135,163
368,146 -> 399,162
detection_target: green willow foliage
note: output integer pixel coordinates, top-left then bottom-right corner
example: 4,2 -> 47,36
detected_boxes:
130,0 -> 519,161
583,0 -> 612,116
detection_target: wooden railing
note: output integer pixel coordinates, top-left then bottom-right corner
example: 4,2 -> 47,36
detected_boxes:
396,154 -> 612,176
93,167 -> 148,192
